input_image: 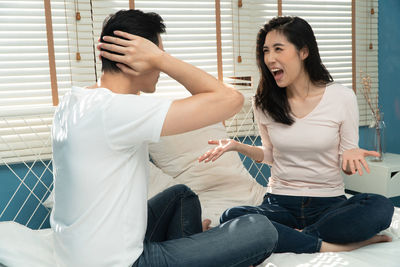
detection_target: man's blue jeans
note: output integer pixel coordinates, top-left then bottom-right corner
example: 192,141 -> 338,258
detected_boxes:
132,184 -> 278,267
221,193 -> 394,253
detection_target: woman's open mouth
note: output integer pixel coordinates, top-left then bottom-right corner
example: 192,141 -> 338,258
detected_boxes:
271,68 -> 284,81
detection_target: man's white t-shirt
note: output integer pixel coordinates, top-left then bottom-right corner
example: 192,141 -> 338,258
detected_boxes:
51,86 -> 172,267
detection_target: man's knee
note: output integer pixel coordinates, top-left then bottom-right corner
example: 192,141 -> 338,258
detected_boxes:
250,214 -> 278,237
239,214 -> 278,250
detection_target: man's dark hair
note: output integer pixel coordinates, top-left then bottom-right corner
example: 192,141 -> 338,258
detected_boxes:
100,9 -> 166,73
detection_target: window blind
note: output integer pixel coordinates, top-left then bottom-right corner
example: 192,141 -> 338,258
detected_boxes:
0,0 -> 65,164
228,0 -> 379,133
225,0 -> 277,137
0,0 -> 99,164
91,0 -> 234,100
354,0 -> 379,126
0,1 -> 54,117
281,0 -> 378,126
0,0 -> 379,164
0,0 -> 236,163
282,0 -> 353,89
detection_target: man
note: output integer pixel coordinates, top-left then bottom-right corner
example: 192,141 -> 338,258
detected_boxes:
51,9 -> 277,267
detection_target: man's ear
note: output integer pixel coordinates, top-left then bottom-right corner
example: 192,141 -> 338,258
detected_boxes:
300,46 -> 309,60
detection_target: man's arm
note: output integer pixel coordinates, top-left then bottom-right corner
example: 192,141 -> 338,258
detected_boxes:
99,32 -> 244,136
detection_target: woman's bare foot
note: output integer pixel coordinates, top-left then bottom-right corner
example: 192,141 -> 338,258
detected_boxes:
320,234 -> 392,252
202,219 -> 212,231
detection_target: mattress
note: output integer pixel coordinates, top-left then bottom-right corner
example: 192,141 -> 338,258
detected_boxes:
0,208 -> 399,267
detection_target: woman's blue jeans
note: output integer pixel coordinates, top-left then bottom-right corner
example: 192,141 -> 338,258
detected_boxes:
132,184 -> 278,267
221,193 -> 394,253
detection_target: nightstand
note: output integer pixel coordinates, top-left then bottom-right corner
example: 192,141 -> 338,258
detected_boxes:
342,153 -> 400,198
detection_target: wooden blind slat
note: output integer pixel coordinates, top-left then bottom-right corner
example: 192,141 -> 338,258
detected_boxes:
215,0 -> 223,81
44,0 -> 58,106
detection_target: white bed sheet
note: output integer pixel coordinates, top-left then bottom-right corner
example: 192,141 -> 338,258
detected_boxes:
0,208 -> 399,267
261,207 -> 400,267
262,240 -> 400,267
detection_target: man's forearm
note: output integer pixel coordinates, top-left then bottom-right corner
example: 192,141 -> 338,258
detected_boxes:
157,52 -> 232,96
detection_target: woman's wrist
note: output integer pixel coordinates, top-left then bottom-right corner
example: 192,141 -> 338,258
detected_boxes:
231,139 -> 242,152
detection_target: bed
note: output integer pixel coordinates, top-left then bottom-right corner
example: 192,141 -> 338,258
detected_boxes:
0,123 -> 399,267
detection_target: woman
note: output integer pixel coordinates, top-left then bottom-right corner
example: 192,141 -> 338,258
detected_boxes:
199,16 -> 394,253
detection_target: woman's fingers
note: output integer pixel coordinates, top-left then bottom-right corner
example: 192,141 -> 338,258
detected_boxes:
342,158 -> 347,171
209,147 -> 222,161
364,150 -> 380,158
354,159 -> 363,176
212,151 -> 223,162
200,139 -> 231,163
201,148 -> 218,163
199,148 -> 226,163
348,159 -> 356,174
360,158 -> 370,174
198,150 -> 211,162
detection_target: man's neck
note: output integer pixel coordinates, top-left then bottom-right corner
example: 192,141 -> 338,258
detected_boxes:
87,71 -> 140,95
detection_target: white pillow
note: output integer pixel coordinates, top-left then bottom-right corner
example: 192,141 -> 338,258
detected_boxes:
148,123 -> 267,225
43,189 -> 54,209
148,161 -> 177,199
0,221 -> 54,267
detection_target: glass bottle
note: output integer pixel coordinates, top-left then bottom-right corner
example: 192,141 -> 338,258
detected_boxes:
372,112 -> 385,162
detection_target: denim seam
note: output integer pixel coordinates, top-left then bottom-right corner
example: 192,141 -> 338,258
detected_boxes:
148,192 -> 184,241
228,227 -> 278,267
228,247 -> 275,267
180,197 -> 184,237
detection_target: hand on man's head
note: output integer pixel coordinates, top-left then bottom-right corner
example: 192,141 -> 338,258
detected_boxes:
98,31 -> 164,76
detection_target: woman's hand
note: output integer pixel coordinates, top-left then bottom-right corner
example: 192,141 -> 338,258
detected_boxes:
342,148 -> 380,175
98,31 -> 164,75
198,139 -> 238,163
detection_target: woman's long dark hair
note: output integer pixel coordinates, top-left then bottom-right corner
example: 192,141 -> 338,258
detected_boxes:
255,16 -> 333,125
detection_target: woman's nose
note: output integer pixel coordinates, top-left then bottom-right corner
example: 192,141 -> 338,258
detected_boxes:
265,52 -> 275,64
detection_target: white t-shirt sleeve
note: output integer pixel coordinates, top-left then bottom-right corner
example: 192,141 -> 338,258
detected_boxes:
103,94 -> 172,150
339,88 -> 359,154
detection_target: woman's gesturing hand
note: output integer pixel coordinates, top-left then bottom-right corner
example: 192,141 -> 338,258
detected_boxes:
98,31 -> 164,75
198,139 -> 238,163
342,148 -> 380,175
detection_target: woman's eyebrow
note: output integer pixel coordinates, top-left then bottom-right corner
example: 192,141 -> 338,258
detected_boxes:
263,43 -> 284,49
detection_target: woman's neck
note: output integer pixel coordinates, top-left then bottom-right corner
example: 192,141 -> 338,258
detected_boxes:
286,72 -> 311,100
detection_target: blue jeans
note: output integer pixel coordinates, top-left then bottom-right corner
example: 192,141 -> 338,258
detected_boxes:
132,184 -> 278,267
221,193 -> 394,253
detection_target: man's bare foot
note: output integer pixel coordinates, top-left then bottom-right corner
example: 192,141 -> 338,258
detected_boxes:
320,234 -> 392,252
202,219 -> 212,231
